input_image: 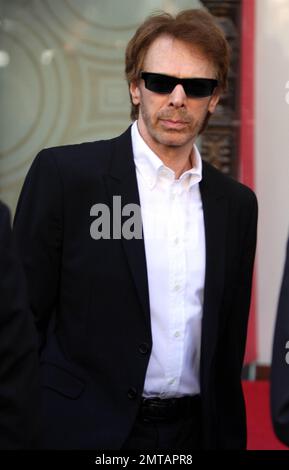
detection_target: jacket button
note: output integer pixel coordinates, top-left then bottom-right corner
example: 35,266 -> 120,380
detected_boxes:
138,343 -> 149,355
127,388 -> 137,400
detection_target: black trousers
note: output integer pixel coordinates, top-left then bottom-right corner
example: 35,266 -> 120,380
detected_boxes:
122,395 -> 202,450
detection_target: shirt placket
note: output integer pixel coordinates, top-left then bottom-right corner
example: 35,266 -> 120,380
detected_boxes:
165,181 -> 186,395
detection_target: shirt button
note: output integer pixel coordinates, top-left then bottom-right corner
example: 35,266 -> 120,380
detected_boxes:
174,331 -> 181,338
168,378 -> 176,385
138,343 -> 149,355
127,388 -> 138,400
174,284 -> 180,292
174,237 -> 179,245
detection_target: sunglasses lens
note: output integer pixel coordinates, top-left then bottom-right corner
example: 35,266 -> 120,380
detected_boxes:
185,79 -> 216,98
141,73 -> 217,98
144,74 -> 173,94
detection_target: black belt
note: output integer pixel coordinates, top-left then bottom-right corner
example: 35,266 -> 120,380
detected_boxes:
139,395 -> 201,422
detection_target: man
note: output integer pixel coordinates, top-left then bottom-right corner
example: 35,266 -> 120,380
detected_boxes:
271,236 -> 289,446
13,9 -> 257,449
0,201 -> 39,448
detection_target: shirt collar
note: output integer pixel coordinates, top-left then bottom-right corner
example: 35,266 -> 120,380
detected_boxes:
131,120 -> 202,191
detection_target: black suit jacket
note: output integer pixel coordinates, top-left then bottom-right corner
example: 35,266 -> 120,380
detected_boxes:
271,236 -> 289,446
0,201 -> 40,449
14,126 -> 257,449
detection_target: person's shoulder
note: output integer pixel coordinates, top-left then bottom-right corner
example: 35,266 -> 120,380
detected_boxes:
0,201 -> 11,245
0,200 -> 10,222
202,160 -> 257,206
28,128 -> 132,180
37,135 -> 115,168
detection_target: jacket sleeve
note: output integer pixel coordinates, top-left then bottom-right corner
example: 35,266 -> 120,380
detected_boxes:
13,150 -> 63,351
271,236 -> 289,446
0,202 -> 40,448
215,190 -> 258,449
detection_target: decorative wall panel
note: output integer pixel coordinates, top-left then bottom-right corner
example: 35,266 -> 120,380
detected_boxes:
201,0 -> 241,177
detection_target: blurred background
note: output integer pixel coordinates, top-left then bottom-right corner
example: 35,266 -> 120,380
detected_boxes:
0,0 -> 289,449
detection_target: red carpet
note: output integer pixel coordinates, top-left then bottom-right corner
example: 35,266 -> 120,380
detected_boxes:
243,380 -> 288,450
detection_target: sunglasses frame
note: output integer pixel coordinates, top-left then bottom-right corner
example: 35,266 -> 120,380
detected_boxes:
140,72 -> 218,98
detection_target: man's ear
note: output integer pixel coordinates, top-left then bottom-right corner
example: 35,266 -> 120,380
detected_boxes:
130,81 -> 141,105
208,88 -> 221,114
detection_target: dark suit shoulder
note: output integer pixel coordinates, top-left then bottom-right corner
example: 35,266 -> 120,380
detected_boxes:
0,202 -> 11,251
27,127 -> 133,190
22,136 -> 123,197
0,200 -> 10,221
202,160 -> 257,208
37,137 -> 114,174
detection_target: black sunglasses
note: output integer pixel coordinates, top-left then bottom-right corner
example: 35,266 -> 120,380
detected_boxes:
141,72 -> 218,98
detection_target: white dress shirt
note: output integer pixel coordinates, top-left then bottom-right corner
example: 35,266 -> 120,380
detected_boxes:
131,121 -> 206,398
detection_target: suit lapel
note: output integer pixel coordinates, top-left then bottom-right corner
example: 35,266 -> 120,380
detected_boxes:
105,127 -> 151,329
200,162 -> 228,387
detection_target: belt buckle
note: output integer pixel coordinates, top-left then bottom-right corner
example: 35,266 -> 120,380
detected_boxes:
141,397 -> 175,422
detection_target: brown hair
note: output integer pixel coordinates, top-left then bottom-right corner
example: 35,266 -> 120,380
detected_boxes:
125,9 -> 230,120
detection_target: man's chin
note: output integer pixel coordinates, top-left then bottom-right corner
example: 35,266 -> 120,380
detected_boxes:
156,133 -> 195,148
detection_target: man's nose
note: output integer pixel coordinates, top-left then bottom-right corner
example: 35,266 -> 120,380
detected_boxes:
168,84 -> 187,108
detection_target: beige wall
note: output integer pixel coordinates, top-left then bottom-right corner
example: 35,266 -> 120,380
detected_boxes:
255,0 -> 289,363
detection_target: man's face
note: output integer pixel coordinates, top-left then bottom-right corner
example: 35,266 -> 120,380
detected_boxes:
130,35 -> 221,153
